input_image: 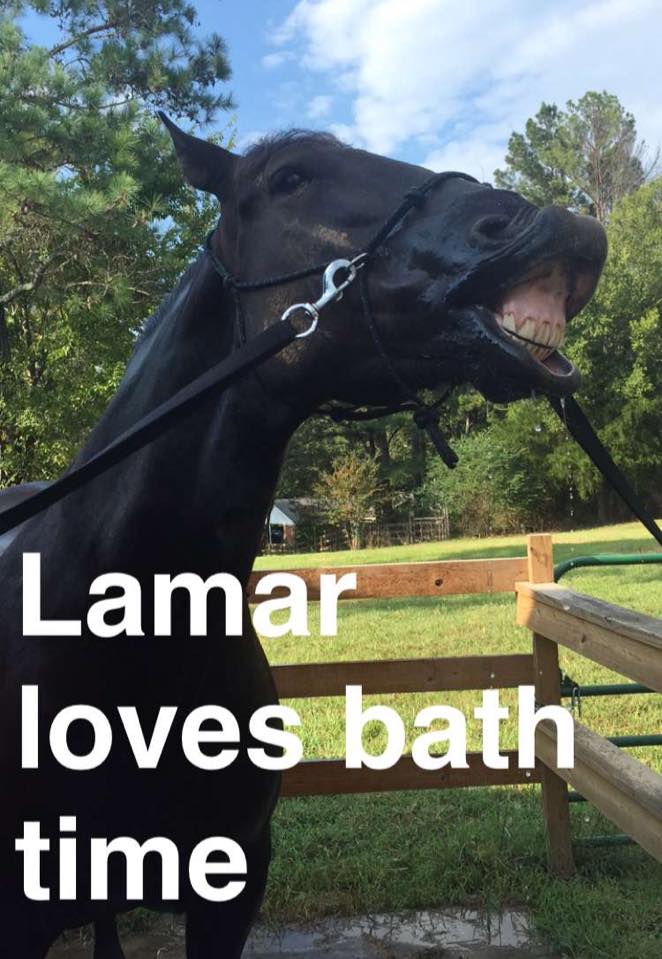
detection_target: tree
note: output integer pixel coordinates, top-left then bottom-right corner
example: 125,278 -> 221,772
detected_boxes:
421,424 -> 549,537
0,3 -> 232,484
278,410 -> 429,519
495,92 -> 654,221
18,0 -> 232,121
562,176 -> 662,513
314,451 -> 383,550
486,176 -> 662,523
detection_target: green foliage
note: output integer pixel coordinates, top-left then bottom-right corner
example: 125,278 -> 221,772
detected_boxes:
20,0 -> 232,121
313,450 -> 383,549
421,423 -> 549,537
494,92 -> 648,221
495,101 -> 577,209
563,177 -> 662,503
279,412 -> 429,520
0,3 -> 232,483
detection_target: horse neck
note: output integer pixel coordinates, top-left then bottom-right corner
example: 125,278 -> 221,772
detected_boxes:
54,255 -> 299,586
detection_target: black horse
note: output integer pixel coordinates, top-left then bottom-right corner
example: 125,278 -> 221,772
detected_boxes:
0,118 -> 607,958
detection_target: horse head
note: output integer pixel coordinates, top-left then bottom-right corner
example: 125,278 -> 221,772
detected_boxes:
162,116 -> 606,412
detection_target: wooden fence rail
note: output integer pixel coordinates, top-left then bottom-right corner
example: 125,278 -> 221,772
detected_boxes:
259,549 -> 538,808
516,559 -> 662,873
536,719 -> 662,863
273,654 -> 533,699
250,534 -> 661,876
516,581 -> 662,692
282,753 -> 539,797
248,555 -> 529,600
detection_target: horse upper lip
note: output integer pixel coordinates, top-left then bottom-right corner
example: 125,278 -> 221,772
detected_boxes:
446,205 -> 607,318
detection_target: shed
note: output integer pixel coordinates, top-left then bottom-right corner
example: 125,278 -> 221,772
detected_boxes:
267,498 -> 301,546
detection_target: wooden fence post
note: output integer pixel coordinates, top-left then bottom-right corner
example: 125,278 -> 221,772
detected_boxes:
526,533 -> 576,878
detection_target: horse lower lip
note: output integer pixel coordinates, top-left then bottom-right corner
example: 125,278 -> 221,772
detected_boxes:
482,308 -> 574,379
541,349 -> 573,376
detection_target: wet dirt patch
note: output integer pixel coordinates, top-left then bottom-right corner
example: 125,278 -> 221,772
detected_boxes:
49,908 -> 561,958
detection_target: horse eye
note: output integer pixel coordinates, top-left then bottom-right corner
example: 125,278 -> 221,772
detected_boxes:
271,168 -> 308,194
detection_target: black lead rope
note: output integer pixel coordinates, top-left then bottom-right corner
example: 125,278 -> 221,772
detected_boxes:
548,395 -> 662,549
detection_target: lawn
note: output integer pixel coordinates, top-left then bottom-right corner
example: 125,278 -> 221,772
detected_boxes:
254,521 -> 662,959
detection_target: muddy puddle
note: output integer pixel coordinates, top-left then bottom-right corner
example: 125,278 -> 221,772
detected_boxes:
49,908 -> 560,957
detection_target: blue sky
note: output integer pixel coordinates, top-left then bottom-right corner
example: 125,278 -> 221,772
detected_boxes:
21,0 -> 662,181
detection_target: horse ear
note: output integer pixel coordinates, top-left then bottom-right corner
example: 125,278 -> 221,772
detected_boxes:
158,112 -> 237,196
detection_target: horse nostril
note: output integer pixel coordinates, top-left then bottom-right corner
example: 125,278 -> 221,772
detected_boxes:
471,215 -> 512,245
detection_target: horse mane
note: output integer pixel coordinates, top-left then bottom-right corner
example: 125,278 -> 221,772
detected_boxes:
134,254 -> 205,349
242,129 -> 346,176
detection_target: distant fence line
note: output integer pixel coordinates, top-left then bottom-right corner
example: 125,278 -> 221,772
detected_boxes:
261,513 -> 450,555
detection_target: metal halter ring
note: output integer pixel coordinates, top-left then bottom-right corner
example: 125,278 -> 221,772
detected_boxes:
281,302 -> 320,338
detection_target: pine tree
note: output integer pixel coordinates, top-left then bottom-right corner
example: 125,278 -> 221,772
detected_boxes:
0,3 -> 232,483
494,92 -> 653,222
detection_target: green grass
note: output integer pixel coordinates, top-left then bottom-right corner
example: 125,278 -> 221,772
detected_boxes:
253,521 -> 662,959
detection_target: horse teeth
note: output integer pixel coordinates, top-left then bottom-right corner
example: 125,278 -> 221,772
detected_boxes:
526,317 -> 541,341
502,311 -> 517,333
496,310 -> 560,361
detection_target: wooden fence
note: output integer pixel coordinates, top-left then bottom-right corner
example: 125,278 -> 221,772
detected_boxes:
248,534 -> 662,876
516,540 -> 662,873
263,513 -> 450,555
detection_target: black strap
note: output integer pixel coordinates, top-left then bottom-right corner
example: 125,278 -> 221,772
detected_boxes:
412,405 -> 459,468
205,234 -> 329,292
549,395 -> 662,548
0,319 -> 299,535
364,172 -> 477,256
357,264 -> 459,468
205,171 -> 478,291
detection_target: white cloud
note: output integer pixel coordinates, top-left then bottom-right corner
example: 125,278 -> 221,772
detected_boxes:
423,125 -> 512,183
307,94 -> 334,119
270,0 -> 662,175
262,51 -> 293,69
329,122 -> 358,144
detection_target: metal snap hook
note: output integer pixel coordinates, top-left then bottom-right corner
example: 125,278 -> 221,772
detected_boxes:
316,258 -> 355,310
280,255 -> 366,337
